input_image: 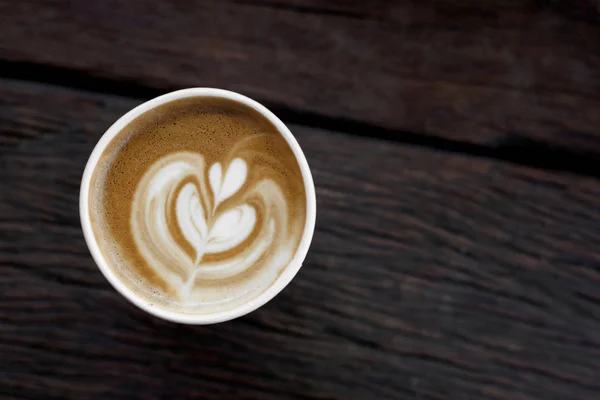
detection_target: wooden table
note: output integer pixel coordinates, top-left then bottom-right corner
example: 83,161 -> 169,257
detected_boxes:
2,1 -> 600,399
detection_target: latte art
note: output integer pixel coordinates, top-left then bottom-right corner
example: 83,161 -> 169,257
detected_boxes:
88,96 -> 307,314
132,152 -> 291,303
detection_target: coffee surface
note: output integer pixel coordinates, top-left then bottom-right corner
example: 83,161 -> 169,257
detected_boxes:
89,97 -> 307,314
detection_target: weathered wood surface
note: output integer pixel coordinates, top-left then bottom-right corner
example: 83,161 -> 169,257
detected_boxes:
1,0 -> 600,158
2,79 -> 600,399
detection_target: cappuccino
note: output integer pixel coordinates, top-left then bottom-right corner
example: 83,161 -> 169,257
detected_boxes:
89,97 -> 307,314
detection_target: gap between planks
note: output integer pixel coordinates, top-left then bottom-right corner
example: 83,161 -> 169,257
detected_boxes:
1,59 -> 598,179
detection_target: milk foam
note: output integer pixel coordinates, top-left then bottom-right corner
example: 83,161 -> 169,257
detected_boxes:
131,151 -> 292,307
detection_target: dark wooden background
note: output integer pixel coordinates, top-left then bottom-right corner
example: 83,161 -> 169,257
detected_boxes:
2,1 -> 600,399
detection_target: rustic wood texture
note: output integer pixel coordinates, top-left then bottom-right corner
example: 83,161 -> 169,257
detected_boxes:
2,0 -> 600,157
2,79 -> 600,399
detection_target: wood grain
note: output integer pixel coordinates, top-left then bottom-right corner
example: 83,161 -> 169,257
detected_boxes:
1,0 -> 600,157
2,79 -> 600,399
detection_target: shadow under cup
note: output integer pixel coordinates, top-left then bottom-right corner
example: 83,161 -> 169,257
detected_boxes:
80,88 -> 316,324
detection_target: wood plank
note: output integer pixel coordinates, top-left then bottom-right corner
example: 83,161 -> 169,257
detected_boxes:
1,0 -> 600,157
2,79 -> 600,399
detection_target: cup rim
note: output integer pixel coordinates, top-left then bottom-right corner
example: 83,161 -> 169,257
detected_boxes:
80,88 -> 316,324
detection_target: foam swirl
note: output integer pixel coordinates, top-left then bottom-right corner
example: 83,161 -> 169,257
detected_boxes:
131,151 -> 292,308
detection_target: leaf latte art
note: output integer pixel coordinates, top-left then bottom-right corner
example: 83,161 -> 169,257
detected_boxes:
88,96 -> 307,314
132,152 -> 292,306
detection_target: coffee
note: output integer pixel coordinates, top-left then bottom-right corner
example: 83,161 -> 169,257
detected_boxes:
89,97 -> 307,314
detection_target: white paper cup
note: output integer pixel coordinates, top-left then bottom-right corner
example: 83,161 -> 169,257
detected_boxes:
80,88 -> 316,324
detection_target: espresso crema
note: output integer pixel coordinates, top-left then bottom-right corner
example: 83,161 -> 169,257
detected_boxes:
89,97 -> 307,314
